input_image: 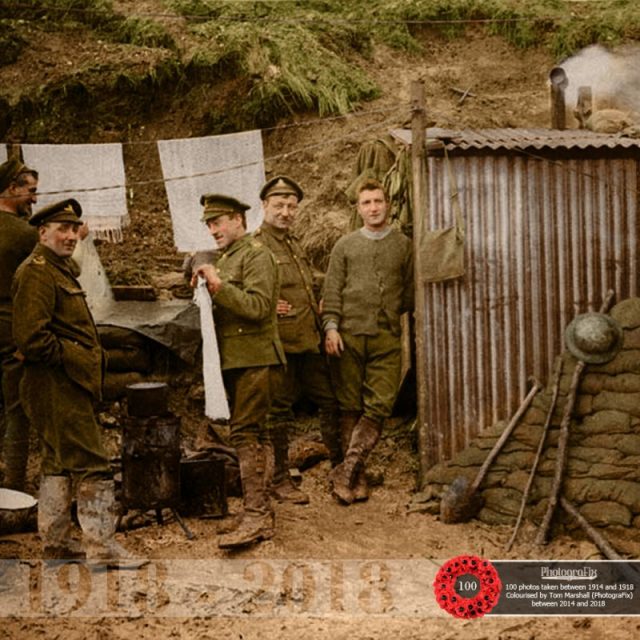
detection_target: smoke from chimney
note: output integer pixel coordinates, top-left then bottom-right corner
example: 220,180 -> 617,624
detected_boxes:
559,44 -> 640,123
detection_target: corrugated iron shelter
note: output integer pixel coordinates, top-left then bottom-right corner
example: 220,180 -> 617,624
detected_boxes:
392,127 -> 640,466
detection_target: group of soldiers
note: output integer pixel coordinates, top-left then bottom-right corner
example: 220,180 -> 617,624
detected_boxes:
0,155 -> 413,559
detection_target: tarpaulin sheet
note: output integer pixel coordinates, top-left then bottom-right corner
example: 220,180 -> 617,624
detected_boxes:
93,300 -> 201,365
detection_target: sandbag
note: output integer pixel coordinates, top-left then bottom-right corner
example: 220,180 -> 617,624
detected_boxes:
105,346 -> 152,373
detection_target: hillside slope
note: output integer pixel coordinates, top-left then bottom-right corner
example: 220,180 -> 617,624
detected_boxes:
1,1 -> 556,283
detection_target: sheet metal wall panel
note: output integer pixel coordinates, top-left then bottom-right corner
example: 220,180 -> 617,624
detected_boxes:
421,155 -> 639,463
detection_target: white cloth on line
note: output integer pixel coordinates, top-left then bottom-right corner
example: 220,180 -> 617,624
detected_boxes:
22,143 -> 128,242
0,146 -> 7,164
72,233 -> 114,314
194,277 -> 230,421
157,131 -> 265,252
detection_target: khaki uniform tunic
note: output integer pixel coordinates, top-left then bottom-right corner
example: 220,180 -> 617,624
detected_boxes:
253,224 -> 320,353
210,234 -> 284,446
12,243 -> 110,480
254,223 -> 337,420
0,210 -> 37,455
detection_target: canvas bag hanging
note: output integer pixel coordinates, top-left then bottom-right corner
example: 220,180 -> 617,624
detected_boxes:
420,147 -> 465,283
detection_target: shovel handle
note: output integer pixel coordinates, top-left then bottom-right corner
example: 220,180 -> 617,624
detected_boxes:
470,379 -> 543,494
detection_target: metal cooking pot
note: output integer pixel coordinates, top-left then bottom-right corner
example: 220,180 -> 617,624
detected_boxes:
126,381 -> 169,417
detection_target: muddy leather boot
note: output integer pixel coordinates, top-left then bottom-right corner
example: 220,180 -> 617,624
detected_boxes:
76,478 -> 147,569
327,411 -> 359,503
219,441 -> 277,535
342,412 -> 372,502
218,444 -> 275,549
329,415 -> 382,505
319,408 -> 342,468
38,475 -> 85,560
352,468 -> 370,502
216,512 -> 243,535
270,422 -> 309,505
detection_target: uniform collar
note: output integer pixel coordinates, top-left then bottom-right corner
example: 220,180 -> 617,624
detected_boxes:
221,232 -> 252,257
259,221 -> 290,240
35,243 -> 79,276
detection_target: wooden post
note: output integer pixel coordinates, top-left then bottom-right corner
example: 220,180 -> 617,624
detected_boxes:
574,86 -> 593,129
7,143 -> 21,161
411,80 -> 435,486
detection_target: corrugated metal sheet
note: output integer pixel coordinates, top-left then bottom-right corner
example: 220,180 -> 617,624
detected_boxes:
391,127 -> 640,152
412,144 -> 639,463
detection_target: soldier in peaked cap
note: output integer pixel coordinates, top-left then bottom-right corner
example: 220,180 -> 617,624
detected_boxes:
192,193 -> 285,549
254,175 -> 341,506
12,198 -> 141,566
259,175 -> 304,202
0,158 -> 39,491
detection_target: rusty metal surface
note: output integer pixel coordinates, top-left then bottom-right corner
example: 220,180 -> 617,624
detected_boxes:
418,152 -> 639,463
179,458 -> 227,518
391,127 -> 640,152
122,415 -> 181,509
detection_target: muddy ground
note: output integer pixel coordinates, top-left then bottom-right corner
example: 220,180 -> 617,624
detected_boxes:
2,3 -> 640,638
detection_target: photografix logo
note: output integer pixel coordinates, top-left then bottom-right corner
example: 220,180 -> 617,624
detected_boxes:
540,566 -> 598,581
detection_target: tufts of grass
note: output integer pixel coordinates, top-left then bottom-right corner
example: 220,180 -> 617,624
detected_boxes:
115,17 -> 177,50
0,0 -> 117,28
183,11 -> 378,125
1,0 -> 176,50
550,2 -> 640,59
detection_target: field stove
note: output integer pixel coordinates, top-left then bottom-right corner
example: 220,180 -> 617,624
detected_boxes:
119,382 -> 193,539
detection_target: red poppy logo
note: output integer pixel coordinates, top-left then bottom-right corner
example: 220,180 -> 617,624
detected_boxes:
433,555 -> 502,619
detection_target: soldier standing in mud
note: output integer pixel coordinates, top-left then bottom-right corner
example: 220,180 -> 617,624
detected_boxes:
12,199 -> 139,565
192,194 -> 285,549
323,178 -> 414,504
0,158 -> 39,491
254,175 -> 341,505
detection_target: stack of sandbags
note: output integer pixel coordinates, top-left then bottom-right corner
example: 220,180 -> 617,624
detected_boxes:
98,326 -> 154,400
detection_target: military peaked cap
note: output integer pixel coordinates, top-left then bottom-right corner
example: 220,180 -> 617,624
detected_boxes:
29,198 -> 83,227
0,158 -> 29,193
259,175 -> 303,201
200,193 -> 250,222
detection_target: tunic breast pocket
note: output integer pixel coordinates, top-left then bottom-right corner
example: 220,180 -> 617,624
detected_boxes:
59,284 -> 87,314
275,255 -> 297,288
222,264 -> 244,289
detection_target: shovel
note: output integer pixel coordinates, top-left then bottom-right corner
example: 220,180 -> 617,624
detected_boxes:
440,378 -> 543,524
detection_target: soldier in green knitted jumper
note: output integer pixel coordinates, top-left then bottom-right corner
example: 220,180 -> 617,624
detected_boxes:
0,158 -> 39,491
323,178 -> 414,504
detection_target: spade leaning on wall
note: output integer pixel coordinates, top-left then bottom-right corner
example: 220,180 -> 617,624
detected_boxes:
419,297 -> 640,543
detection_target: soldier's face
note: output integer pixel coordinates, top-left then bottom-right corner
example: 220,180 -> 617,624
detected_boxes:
262,194 -> 299,230
11,173 -> 38,218
357,188 -> 389,231
39,222 -> 81,257
206,213 -> 245,250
